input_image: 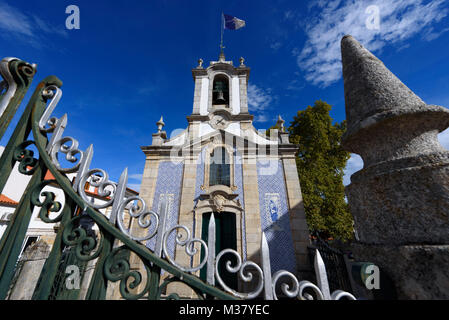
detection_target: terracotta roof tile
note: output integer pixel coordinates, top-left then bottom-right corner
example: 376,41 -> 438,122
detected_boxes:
0,194 -> 18,206
44,170 -> 56,180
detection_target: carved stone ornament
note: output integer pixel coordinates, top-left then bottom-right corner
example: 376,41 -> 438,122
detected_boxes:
213,194 -> 226,212
194,186 -> 243,214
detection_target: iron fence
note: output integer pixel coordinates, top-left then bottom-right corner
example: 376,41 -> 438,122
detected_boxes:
0,56 -> 356,300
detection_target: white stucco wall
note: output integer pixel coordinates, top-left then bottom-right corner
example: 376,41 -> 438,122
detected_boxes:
231,75 -> 240,114
199,77 -> 209,115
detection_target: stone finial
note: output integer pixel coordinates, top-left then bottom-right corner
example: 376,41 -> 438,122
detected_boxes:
152,116 -> 166,146
239,57 -> 245,67
219,50 -> 226,62
276,115 -> 285,132
341,35 -> 426,130
156,115 -> 165,133
197,58 -> 203,69
341,34 -> 449,166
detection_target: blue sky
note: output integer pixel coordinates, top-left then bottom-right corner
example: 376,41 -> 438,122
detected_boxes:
1,0 -> 449,190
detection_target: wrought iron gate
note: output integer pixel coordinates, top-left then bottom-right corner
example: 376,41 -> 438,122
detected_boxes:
308,236 -> 353,293
0,57 -> 356,300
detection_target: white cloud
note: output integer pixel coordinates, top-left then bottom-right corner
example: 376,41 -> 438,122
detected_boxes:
248,84 -> 276,124
0,1 -> 68,46
0,2 -> 34,36
270,41 -> 282,51
343,153 -> 364,186
253,114 -> 270,123
247,83 -> 273,112
296,0 -> 449,87
32,15 -> 68,38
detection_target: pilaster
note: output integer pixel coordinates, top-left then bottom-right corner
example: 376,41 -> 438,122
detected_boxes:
281,156 -> 312,276
242,154 -> 262,265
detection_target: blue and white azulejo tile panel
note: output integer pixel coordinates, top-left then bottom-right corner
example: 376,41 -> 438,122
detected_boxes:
146,160 -> 183,258
257,159 -> 297,273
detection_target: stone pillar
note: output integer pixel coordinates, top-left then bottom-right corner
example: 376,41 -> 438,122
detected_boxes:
281,156 -> 312,277
192,76 -> 203,115
340,35 -> 449,299
8,240 -> 50,300
239,75 -> 249,114
242,154 -> 262,266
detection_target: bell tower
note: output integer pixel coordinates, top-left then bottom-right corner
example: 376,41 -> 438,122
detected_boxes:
187,51 -> 253,141
191,51 -> 250,116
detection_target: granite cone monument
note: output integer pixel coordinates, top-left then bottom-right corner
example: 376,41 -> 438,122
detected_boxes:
341,35 -> 449,299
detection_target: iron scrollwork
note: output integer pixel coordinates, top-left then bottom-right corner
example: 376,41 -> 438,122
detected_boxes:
162,225 -> 208,273
157,276 -> 206,300
30,179 -> 64,223
78,169 -> 116,209
103,246 -> 151,300
62,215 -> 103,262
117,196 -> 159,241
0,57 -> 36,116
214,248 -> 264,299
13,140 -> 39,175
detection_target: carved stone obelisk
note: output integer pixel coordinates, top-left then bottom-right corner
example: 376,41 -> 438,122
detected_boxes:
341,35 -> 449,299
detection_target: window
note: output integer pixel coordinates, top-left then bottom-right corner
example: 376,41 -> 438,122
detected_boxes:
212,74 -> 229,106
209,147 -> 230,187
20,236 -> 39,256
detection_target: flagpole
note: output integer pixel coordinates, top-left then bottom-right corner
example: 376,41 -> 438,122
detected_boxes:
220,12 -> 224,53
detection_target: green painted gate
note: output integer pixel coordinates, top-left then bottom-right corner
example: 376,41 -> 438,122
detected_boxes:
0,56 -> 357,301
0,57 -> 237,300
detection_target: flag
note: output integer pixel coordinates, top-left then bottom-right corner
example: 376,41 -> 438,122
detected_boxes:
223,14 -> 246,30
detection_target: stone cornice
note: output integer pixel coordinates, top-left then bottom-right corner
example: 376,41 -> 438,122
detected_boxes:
141,142 -> 299,157
191,65 -> 250,80
186,113 -> 253,122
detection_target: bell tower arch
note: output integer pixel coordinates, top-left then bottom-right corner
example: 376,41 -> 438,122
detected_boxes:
190,51 -> 250,117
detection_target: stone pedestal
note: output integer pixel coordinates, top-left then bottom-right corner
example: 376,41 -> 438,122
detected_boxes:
347,152 -> 449,245
351,243 -> 449,299
340,35 -> 449,299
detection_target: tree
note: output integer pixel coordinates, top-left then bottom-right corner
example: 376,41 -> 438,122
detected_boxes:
288,100 -> 353,241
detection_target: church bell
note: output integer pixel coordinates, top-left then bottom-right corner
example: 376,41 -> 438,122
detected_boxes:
213,81 -> 227,104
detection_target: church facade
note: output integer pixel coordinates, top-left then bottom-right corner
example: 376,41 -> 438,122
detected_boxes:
137,52 -> 311,281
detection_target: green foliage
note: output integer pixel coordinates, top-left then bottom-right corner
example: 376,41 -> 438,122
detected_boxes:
288,100 -> 353,241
